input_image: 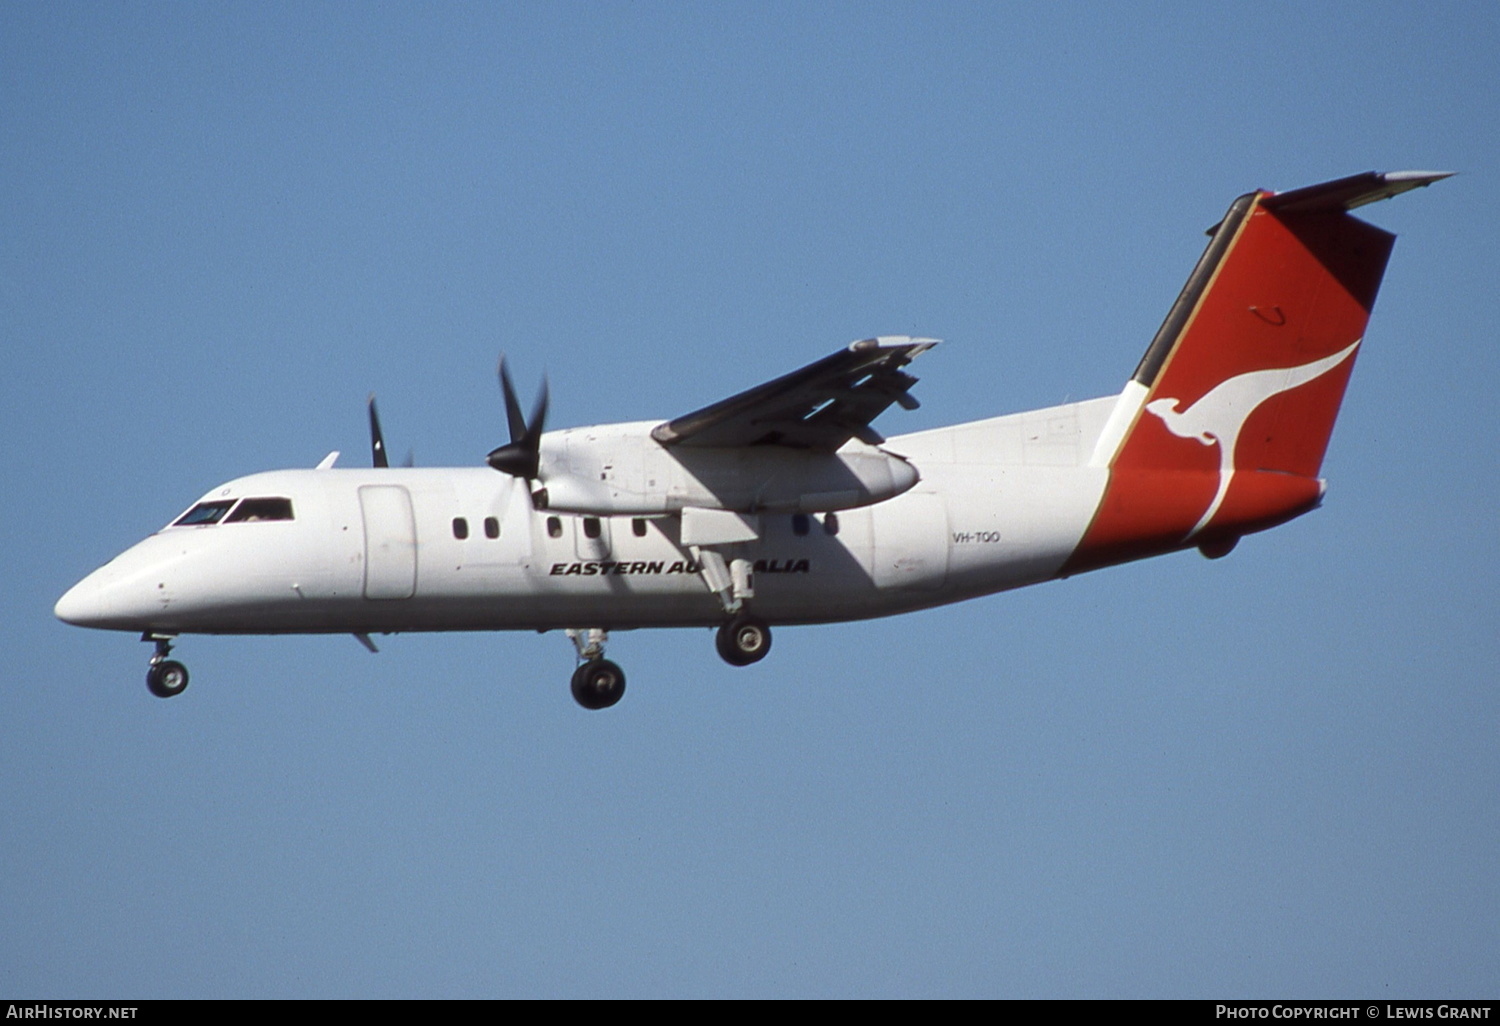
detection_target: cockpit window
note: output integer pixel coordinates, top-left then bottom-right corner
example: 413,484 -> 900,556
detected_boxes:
173,501 -> 236,527
224,497 -> 295,523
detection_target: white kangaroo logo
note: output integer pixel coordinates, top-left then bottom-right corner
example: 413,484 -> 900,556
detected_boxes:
1145,340 -> 1360,539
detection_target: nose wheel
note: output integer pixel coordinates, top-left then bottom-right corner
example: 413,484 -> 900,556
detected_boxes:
716,613 -> 772,666
143,634 -> 189,698
147,660 -> 190,698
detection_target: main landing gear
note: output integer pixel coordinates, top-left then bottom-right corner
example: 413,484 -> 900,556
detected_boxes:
690,546 -> 773,667
566,628 -> 625,710
143,634 -> 189,699
561,615 -> 773,710
716,612 -> 772,667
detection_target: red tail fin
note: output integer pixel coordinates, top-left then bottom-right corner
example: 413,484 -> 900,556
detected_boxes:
1066,171 -> 1447,574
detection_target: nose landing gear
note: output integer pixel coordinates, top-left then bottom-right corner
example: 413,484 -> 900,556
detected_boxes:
143,634 -> 189,698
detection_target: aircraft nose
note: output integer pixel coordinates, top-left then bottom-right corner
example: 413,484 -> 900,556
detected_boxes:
54,574 -> 114,628
56,533 -> 196,632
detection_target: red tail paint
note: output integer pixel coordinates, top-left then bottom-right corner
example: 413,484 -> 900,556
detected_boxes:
1065,185 -> 1398,574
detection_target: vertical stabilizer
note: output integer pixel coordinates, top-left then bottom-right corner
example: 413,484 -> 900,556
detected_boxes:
1066,171 -> 1447,574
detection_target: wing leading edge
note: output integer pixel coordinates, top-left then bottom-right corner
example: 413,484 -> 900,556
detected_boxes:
650,336 -> 938,451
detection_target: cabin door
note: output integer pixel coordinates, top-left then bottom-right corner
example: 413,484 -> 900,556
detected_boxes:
359,485 -> 417,599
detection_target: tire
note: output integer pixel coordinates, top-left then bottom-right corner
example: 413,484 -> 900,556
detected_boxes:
715,614 -> 772,667
570,658 -> 626,710
146,660 -> 190,699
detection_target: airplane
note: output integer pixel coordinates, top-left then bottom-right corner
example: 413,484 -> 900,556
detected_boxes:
55,170 -> 1447,710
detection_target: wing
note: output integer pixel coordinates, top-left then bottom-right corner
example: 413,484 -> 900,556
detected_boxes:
650,336 -> 939,450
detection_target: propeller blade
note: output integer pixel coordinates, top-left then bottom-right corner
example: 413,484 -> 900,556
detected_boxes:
498,356 -> 528,444
367,394 -> 389,469
529,374 -> 549,442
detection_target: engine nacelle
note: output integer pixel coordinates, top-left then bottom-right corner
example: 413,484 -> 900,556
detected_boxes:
533,422 -> 918,516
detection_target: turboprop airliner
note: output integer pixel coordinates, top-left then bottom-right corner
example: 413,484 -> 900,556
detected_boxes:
55,170 -> 1446,709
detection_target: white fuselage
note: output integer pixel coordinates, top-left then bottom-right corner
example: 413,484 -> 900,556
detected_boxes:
55,396 -> 1120,637
54,171 -> 1438,709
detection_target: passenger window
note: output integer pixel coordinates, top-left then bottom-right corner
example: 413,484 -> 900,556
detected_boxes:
484,517 -> 499,539
452,517 -> 469,539
583,517 -> 601,540
173,501 -> 236,527
632,518 -> 647,537
225,497 -> 295,523
823,512 -> 839,536
547,516 -> 563,539
792,514 -> 810,537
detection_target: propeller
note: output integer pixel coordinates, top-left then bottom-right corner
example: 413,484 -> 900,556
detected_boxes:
367,394 -> 414,469
486,356 -> 549,486
367,394 -> 389,468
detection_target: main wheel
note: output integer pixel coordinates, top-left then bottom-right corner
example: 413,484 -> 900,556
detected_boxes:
716,614 -> 772,667
146,660 -> 190,699
570,658 -> 626,710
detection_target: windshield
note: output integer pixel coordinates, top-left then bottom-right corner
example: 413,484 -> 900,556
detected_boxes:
172,501 -> 236,527
171,496 -> 295,527
224,497 -> 294,523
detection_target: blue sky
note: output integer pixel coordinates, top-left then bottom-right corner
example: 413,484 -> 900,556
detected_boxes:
3,1 -> 1496,998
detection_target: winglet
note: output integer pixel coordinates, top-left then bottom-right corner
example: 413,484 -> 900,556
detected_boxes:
315,451 -> 340,470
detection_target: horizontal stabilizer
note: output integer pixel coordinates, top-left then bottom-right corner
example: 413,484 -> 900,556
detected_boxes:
1262,170 -> 1452,214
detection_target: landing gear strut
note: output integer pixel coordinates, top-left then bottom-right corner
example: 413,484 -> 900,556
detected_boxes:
716,613 -> 772,667
143,634 -> 189,699
566,628 -> 625,710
